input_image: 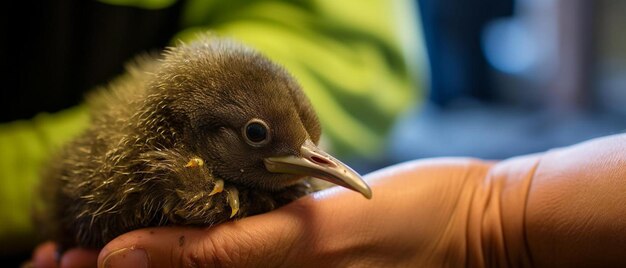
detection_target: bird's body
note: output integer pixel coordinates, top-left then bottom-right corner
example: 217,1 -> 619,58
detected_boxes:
38,36 -> 371,249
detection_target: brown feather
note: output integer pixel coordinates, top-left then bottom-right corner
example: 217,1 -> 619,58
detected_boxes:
38,35 -> 320,249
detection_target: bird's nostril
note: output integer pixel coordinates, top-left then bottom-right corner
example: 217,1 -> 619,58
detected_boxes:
310,156 -> 335,167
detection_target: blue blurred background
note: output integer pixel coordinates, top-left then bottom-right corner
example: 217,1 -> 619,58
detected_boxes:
389,0 -> 626,164
1,0 -> 626,264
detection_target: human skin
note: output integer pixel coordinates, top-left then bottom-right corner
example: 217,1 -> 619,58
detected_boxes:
32,134 -> 626,267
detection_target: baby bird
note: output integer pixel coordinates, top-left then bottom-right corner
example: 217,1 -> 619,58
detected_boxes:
38,35 -> 371,250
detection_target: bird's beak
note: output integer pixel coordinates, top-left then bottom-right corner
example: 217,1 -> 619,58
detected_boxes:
264,139 -> 372,199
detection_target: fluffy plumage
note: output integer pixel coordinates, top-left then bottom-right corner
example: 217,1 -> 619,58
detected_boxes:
39,37 -> 323,249
38,35 -> 373,251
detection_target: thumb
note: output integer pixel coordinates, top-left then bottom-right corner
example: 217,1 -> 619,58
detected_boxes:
97,204 -> 310,268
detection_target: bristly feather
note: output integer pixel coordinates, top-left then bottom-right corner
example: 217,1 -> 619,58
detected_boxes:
38,36 -> 317,249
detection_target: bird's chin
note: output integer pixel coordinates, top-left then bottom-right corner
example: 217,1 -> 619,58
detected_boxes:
260,173 -> 308,192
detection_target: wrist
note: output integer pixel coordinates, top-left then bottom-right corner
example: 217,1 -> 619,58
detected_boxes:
465,154 -> 538,267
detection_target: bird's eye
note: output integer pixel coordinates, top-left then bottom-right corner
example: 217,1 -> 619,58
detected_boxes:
243,119 -> 270,146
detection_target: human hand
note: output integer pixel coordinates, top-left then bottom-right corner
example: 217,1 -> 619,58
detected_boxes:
32,157 -> 497,267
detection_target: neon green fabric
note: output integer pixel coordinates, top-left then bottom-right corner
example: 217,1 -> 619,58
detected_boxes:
0,107 -> 89,251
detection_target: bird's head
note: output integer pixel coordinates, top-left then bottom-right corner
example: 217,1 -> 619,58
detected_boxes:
143,37 -> 371,199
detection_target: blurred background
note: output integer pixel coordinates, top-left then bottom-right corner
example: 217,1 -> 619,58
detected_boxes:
390,0 -> 626,163
1,0 -> 625,265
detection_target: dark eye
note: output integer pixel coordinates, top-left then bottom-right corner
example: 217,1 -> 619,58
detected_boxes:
243,119 -> 270,146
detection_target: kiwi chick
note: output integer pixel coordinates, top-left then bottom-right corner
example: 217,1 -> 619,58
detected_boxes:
38,35 -> 371,250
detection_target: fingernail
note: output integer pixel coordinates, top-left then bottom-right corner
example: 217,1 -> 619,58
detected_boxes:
102,247 -> 148,268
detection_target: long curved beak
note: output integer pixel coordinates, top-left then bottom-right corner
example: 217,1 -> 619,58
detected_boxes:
264,139 -> 372,199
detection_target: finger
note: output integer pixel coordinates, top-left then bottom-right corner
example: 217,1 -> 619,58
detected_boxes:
60,248 -> 99,268
33,241 -> 58,268
32,241 -> 58,268
95,158 -> 482,268
97,203 -> 312,268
